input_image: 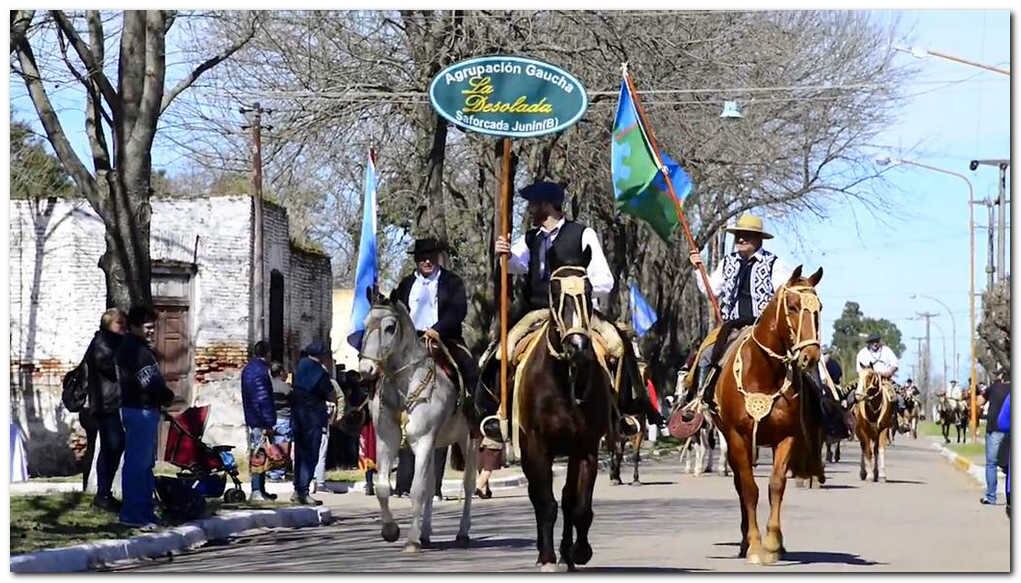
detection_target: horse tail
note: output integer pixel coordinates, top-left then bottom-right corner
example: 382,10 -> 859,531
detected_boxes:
450,441 -> 466,472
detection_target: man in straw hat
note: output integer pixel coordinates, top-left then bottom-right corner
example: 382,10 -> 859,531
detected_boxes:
854,332 -> 899,404
686,214 -> 849,438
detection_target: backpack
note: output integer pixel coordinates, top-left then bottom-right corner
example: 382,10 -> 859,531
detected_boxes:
61,359 -> 89,413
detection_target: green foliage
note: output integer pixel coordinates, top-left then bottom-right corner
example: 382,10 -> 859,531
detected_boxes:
831,301 -> 906,381
10,121 -> 73,200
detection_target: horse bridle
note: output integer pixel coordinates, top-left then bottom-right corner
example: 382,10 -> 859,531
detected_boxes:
358,305 -> 429,383
752,284 -> 822,366
546,266 -> 592,359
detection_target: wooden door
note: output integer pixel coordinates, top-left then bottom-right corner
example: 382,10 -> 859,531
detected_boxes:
155,305 -> 190,403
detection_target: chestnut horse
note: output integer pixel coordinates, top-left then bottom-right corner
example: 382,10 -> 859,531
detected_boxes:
854,369 -> 895,482
516,257 -> 616,572
715,266 -> 826,565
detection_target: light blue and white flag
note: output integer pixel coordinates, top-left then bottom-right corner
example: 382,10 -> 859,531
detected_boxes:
347,149 -> 378,349
629,282 -> 658,337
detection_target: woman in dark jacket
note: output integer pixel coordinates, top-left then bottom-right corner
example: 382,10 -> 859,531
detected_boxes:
81,308 -> 126,512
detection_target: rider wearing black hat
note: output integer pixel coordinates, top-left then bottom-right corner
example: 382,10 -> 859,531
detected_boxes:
391,237 -> 480,420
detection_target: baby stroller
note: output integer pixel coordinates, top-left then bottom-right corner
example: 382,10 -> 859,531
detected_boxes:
163,405 -> 247,503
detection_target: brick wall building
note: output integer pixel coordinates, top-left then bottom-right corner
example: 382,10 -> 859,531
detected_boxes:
9,194 -> 332,476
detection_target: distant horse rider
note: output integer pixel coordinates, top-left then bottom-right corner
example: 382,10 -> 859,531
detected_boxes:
854,333 -> 899,405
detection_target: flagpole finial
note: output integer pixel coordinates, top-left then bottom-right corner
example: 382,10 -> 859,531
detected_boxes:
621,62 -> 629,77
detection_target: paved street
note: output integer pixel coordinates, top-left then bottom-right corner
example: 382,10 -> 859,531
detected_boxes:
110,437 -> 1009,573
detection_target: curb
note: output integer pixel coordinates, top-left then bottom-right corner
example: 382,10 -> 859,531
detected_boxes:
928,439 -> 1005,488
10,506 -> 332,573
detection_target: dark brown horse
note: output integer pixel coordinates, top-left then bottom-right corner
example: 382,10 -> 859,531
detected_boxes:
515,255 -> 616,572
715,266 -> 825,565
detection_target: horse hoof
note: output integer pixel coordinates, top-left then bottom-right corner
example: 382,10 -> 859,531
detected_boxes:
747,551 -> 764,565
762,551 -> 780,565
539,563 -> 560,573
610,478 -> 622,486
880,476 -> 888,483
420,536 -> 432,549
572,542 -> 593,565
454,534 -> 470,548
859,471 -> 867,481
381,522 -> 400,542
630,480 -> 642,487
403,542 -> 422,554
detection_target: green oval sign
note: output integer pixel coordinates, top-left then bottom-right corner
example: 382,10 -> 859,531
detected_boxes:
429,55 -> 588,139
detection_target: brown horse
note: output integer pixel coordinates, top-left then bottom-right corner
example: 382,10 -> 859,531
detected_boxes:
516,257 -> 616,572
854,369 -> 895,482
715,266 -> 826,565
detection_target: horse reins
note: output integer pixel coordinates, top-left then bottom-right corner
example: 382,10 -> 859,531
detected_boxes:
750,284 -> 823,366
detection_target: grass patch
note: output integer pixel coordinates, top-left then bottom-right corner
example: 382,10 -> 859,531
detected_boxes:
10,491 -> 293,555
947,441 -> 986,462
28,474 -> 83,484
10,493 -> 140,555
324,469 -> 364,483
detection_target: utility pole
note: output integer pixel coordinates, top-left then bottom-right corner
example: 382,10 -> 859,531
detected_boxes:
912,336 -> 927,394
985,198 -> 996,290
916,311 -> 939,394
971,159 -> 1011,285
241,103 -> 271,343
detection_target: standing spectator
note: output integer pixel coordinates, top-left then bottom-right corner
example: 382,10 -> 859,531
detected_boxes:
116,306 -> 174,528
475,437 -> 505,499
241,341 -> 277,502
979,370 -> 1010,505
291,341 -> 336,506
312,373 -> 344,494
266,362 -> 293,483
81,308 -> 127,512
997,393 -> 1010,517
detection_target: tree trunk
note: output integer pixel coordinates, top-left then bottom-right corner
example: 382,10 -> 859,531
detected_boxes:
415,111 -> 449,243
99,168 -> 153,309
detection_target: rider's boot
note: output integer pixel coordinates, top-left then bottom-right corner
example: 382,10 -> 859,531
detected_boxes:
699,365 -> 721,415
475,342 -> 506,443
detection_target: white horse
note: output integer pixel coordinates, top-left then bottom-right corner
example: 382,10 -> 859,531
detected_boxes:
358,294 -> 479,553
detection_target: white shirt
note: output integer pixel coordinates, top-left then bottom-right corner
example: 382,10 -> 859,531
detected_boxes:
507,217 -> 614,307
695,247 -> 793,298
855,345 -> 899,377
409,267 -> 441,331
947,383 -> 963,400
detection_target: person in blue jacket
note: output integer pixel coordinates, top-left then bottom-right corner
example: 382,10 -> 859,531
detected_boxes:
997,393 -> 1010,518
241,341 -> 277,502
291,340 -> 337,506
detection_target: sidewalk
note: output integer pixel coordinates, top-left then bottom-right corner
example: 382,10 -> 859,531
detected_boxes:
10,506 -> 332,573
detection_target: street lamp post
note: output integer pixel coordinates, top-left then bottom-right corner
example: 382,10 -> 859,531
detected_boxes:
876,157 -> 979,438
894,45 -> 1011,76
910,293 -> 958,382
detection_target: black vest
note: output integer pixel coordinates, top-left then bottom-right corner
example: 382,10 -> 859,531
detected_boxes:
524,221 -> 586,308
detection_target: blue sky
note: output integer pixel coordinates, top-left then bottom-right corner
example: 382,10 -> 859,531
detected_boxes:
10,10 -> 1010,386
765,10 -> 1010,386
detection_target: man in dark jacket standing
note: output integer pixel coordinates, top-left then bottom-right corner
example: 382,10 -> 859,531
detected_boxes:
979,368 -> 1011,506
291,341 -> 336,506
83,308 -> 127,512
116,306 -> 175,527
241,341 -> 278,502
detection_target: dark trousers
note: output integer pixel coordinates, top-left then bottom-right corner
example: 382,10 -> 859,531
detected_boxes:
94,411 -> 125,498
79,410 -> 99,491
395,447 -> 448,497
292,407 -> 324,497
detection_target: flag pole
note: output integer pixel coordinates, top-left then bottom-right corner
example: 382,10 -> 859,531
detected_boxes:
498,138 -> 512,432
622,65 -> 722,324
